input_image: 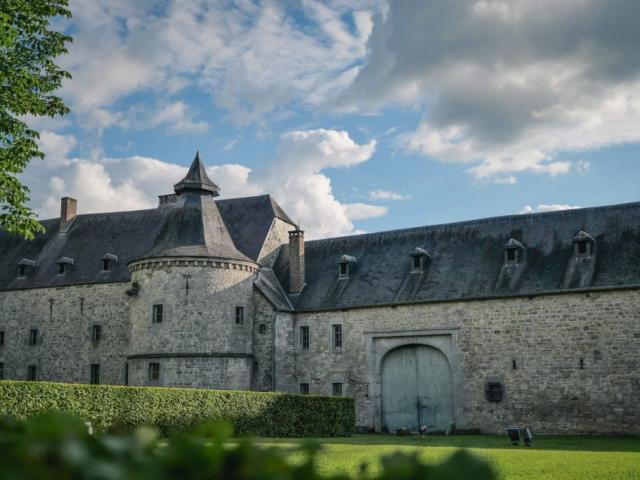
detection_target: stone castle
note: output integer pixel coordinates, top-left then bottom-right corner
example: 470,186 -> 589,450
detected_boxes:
1,152 -> 639,434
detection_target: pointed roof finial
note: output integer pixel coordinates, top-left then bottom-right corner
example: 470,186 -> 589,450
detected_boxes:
174,151 -> 220,196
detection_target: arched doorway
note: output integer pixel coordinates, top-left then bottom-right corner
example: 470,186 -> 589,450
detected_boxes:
381,344 -> 453,432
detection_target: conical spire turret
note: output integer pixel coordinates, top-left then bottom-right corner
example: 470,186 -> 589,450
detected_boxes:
174,151 -> 220,196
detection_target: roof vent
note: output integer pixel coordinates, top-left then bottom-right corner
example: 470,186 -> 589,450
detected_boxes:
410,247 -> 431,273
504,238 -> 524,265
338,255 -> 357,279
573,231 -> 595,257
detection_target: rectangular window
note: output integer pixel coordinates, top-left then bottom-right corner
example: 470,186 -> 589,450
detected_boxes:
90,364 -> 100,385
102,259 -> 110,271
18,265 -> 26,277
413,256 -> 422,269
58,263 -> 67,274
339,262 -> 348,276
235,306 -> 244,325
28,328 -> 38,346
332,324 -> 342,349
148,362 -> 160,381
124,363 -> 129,386
332,383 -> 343,396
258,323 -> 266,334
300,326 -> 310,350
91,325 -> 102,342
152,304 -> 163,323
299,383 -> 310,395
0,330 -> 4,346
27,365 -> 37,381
577,241 -> 588,255
506,248 -> 517,263
0,362 -> 4,380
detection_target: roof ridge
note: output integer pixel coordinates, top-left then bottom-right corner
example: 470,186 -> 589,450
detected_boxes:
306,200 -> 640,245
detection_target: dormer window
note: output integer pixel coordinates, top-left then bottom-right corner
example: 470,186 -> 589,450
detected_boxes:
503,239 -> 524,265
338,255 -> 356,279
57,257 -> 73,274
17,258 -> 36,278
101,253 -> 118,271
573,231 -> 595,258
410,247 -> 430,273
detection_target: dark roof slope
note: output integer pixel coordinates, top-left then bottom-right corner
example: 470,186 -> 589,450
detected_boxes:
0,194 -> 291,291
284,202 -> 640,311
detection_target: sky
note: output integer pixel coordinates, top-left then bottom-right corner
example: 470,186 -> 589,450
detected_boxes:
22,0 -> 640,239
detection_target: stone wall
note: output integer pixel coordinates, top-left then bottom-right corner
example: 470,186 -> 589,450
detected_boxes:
251,290 -> 276,391
292,288 -> 640,434
0,282 -> 130,384
258,218 -> 294,267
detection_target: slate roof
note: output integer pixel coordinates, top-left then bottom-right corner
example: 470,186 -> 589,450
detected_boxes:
0,194 -> 293,291
173,151 -> 220,196
277,202 -> 640,311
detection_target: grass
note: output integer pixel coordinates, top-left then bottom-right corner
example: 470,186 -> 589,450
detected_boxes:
248,434 -> 640,480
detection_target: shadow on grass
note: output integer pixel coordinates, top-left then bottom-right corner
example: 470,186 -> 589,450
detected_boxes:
252,434 -> 640,453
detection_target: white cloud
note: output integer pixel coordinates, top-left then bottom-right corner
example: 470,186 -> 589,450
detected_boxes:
343,0 -> 640,183
369,189 -> 410,201
519,204 -> 581,214
24,129 -> 379,238
148,101 -> 210,134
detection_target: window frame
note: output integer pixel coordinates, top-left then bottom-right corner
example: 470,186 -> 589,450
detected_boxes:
338,262 -> 349,278
148,362 -> 160,381
299,383 -> 310,395
27,365 -> 37,381
0,330 -> 4,346
575,240 -> 590,257
332,324 -> 342,350
504,247 -> 519,264
90,364 -> 100,385
332,382 -> 343,397
151,304 -> 164,324
300,325 -> 310,350
235,306 -> 244,325
101,259 -> 111,271
91,324 -> 102,342
28,328 -> 38,346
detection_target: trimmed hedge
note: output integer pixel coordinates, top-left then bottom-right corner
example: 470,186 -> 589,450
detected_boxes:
0,381 -> 354,436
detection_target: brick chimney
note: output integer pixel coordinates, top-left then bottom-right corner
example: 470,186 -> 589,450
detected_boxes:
60,197 -> 77,232
288,228 -> 305,294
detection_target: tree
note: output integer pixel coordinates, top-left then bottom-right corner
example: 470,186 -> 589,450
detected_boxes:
0,0 -> 71,239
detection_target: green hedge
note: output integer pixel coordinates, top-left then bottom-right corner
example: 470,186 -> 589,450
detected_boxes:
0,381 -> 354,436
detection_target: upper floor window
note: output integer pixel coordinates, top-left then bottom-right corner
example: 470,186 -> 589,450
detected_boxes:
235,306 -> 244,325
410,247 -> 430,273
338,255 -> 357,279
17,258 -> 36,278
27,365 -> 37,381
28,328 -> 38,346
332,382 -> 343,396
258,323 -> 266,334
101,253 -> 118,271
91,325 -> 102,342
57,257 -> 73,274
90,364 -> 100,385
503,238 -> 524,265
300,325 -> 310,350
332,324 -> 342,350
148,362 -> 160,381
0,330 -> 4,346
573,231 -> 595,258
299,383 -> 310,395
152,304 -> 163,323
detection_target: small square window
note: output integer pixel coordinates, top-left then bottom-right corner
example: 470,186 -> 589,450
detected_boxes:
576,241 -> 588,256
300,326 -> 310,350
27,365 -> 37,381
0,362 -> 4,380
332,324 -> 342,349
258,323 -> 266,334
29,329 -> 38,346
148,362 -> 160,381
332,382 -> 343,396
58,263 -> 67,274
506,248 -> 517,263
235,306 -> 244,325
0,330 -> 4,346
339,262 -> 348,276
299,383 -> 310,395
90,364 -> 100,385
91,325 -> 102,342
152,304 -> 163,323
102,259 -> 110,271
412,256 -> 422,269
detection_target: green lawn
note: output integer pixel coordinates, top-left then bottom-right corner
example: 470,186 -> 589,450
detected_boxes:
249,434 -> 640,480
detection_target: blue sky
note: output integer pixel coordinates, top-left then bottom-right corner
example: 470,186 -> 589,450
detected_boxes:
23,0 -> 640,238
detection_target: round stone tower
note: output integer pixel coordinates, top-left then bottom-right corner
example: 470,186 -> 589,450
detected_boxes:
126,152 -> 259,389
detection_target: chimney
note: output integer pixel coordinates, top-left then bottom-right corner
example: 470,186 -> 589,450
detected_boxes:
60,197 -> 77,232
288,228 -> 305,294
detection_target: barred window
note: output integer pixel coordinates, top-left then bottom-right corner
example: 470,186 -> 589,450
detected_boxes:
332,324 -> 342,349
299,383 -> 310,395
90,364 -> 100,385
148,362 -> 160,381
332,383 -> 343,396
300,326 -> 310,350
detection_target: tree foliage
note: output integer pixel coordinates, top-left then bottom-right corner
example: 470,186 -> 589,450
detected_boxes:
0,0 -> 71,239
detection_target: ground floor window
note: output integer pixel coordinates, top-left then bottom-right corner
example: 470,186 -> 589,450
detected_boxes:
148,362 -> 160,381
90,364 -> 100,385
27,365 -> 37,381
0,362 -> 4,380
332,382 -> 343,396
299,383 -> 310,395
